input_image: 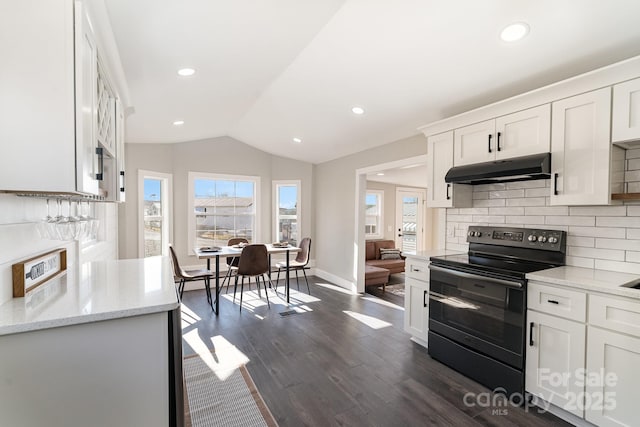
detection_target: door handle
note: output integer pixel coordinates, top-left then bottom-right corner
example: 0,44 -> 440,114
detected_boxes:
529,322 -> 534,346
95,147 -> 104,181
553,173 -> 559,196
446,183 -> 451,200
488,134 -> 493,153
119,170 -> 125,192
496,132 -> 501,151
423,290 -> 428,307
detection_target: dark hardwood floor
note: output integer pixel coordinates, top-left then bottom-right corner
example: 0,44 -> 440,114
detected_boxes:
181,276 -> 569,427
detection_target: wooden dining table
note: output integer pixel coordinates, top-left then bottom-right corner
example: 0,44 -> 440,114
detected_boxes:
194,243 -> 301,315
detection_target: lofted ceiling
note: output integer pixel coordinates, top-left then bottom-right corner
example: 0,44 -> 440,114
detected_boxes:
104,0 -> 640,164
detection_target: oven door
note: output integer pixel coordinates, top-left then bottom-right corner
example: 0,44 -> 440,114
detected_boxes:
428,264 -> 525,369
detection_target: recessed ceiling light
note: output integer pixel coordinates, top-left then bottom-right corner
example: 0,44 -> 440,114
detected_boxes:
177,68 -> 195,76
173,120 -> 184,126
293,137 -> 302,143
351,106 -> 365,115
500,22 -> 529,42
376,173 -> 385,176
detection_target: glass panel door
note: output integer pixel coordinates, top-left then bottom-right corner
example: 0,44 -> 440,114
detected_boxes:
143,178 -> 163,257
395,189 -> 425,253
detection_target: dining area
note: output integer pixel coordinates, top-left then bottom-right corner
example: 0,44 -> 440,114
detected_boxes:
170,238 -> 312,314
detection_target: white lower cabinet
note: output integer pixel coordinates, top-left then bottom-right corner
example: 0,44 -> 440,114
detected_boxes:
404,257 -> 431,345
525,310 -> 586,418
527,283 -> 640,426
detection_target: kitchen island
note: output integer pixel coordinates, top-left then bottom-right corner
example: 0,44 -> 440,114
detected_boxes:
0,256 -> 183,427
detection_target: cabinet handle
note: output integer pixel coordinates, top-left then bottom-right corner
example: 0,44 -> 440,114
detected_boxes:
423,290 -> 428,307
446,183 -> 451,200
95,147 -> 104,181
529,322 -> 534,346
547,299 -> 559,305
553,173 -> 559,195
119,171 -> 125,192
412,267 -> 421,272
496,132 -> 501,151
488,134 -> 493,153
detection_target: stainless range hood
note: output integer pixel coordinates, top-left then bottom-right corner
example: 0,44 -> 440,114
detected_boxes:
445,153 -> 551,185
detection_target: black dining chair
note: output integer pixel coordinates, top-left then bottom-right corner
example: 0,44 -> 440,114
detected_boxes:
221,237 -> 248,293
233,244 -> 272,311
169,244 -> 214,306
275,237 -> 311,295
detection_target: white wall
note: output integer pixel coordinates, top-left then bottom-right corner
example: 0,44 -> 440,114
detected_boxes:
118,136 -> 314,268
445,148 -> 640,274
313,134 -> 427,289
0,194 -> 118,306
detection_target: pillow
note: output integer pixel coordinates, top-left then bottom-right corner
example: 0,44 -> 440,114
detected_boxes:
380,248 -> 402,260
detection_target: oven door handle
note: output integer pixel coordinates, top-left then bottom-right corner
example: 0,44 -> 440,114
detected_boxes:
429,265 -> 523,289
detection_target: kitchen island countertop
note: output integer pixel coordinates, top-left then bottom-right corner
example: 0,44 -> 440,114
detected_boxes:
0,256 -> 179,336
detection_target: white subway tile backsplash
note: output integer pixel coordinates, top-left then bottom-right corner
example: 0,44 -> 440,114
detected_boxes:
506,216 -> 545,225
506,197 -> 546,207
596,238 -> 640,250
488,207 -> 525,216
626,251 -> 640,263
628,158 -> 640,170
596,217 -> 640,228
546,216 -> 595,227
525,206 -> 569,216
473,215 -> 505,224
445,175 -> 640,273
566,256 -> 595,269
473,198 -> 506,208
595,259 -> 640,274
567,236 -> 595,247
569,206 -> 627,216
568,246 -> 625,261
490,189 -> 524,199
525,187 -> 550,198
627,148 -> 640,159
569,226 -> 626,238
626,170 -> 640,182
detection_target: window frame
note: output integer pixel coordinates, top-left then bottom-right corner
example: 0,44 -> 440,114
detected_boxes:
188,171 -> 261,253
138,170 -> 173,258
272,180 -> 301,245
365,190 -> 384,239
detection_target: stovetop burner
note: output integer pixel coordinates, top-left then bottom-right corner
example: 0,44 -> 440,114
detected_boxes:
430,226 -> 567,279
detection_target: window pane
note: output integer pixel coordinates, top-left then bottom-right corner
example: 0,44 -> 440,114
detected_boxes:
144,178 -> 163,257
365,192 -> 381,237
276,184 -> 298,245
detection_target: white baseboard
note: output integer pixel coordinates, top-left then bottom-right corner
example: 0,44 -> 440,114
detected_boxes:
313,268 -> 358,293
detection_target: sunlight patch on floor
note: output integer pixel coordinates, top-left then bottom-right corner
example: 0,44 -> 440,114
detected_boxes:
183,330 -> 250,381
360,295 -> 405,311
314,282 -> 356,295
180,302 -> 202,328
343,310 -> 392,329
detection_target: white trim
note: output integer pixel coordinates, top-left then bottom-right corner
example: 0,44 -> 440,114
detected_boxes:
187,171 -> 261,257
364,189 -> 384,239
354,155 -> 428,294
272,179 -> 301,243
313,268 -> 358,294
137,170 -> 173,258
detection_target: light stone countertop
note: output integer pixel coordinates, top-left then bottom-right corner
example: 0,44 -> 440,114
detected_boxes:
402,249 -> 463,261
0,256 -> 179,336
526,266 -> 640,300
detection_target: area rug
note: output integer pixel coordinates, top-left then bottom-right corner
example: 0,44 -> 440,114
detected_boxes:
365,273 -> 405,306
184,351 -> 278,427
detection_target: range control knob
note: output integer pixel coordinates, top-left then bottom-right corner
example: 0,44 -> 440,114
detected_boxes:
528,235 -> 537,242
538,236 -> 548,243
548,236 -> 558,244
475,231 -> 482,237
468,230 -> 475,237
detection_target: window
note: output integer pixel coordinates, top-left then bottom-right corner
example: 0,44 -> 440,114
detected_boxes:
188,172 -> 260,249
365,190 -> 383,238
138,171 -> 172,257
273,180 -> 300,246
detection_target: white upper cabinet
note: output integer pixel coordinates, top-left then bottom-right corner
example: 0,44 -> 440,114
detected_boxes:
612,77 -> 640,144
427,131 -> 471,207
551,88 -> 612,206
495,104 -> 551,160
453,105 -> 551,167
0,0 -> 126,200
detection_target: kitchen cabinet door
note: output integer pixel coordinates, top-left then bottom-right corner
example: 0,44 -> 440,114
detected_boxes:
115,98 -> 126,202
74,1 -> 100,196
585,326 -> 640,427
453,120 -> 495,166
495,104 -> 551,160
427,131 -> 472,208
525,310 -> 586,418
612,77 -> 640,144
404,277 -> 429,343
550,88 -> 612,205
